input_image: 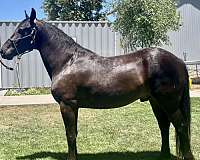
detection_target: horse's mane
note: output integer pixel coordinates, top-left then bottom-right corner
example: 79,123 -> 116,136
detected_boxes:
44,21 -> 76,46
42,21 -> 95,55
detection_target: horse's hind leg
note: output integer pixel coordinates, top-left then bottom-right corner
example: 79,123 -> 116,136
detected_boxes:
149,98 -> 171,159
151,95 -> 194,160
170,109 -> 194,160
60,101 -> 79,160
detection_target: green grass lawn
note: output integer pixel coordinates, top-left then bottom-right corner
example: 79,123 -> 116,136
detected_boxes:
0,98 -> 199,160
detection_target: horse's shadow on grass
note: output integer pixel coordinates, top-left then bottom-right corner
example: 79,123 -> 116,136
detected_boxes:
16,151 -> 177,160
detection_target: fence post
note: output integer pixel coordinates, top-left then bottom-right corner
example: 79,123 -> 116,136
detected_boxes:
196,64 -> 199,77
183,52 -> 187,61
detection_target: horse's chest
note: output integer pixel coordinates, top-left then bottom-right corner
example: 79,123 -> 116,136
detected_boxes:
51,73 -> 79,102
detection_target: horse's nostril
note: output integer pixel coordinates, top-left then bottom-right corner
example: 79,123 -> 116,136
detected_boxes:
0,49 -> 4,56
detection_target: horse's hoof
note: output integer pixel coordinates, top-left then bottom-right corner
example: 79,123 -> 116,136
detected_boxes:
159,153 -> 171,160
184,158 -> 195,160
184,152 -> 195,160
67,156 -> 78,160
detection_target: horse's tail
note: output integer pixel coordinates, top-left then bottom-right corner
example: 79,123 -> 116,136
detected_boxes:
176,65 -> 191,158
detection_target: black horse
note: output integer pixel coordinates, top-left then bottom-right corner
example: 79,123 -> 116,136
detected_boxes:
0,9 -> 194,160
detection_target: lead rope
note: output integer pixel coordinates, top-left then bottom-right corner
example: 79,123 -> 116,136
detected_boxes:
15,57 -> 21,89
0,55 -> 22,90
12,40 -> 22,90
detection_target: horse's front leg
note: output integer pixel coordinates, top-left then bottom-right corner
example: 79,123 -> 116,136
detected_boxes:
60,101 -> 79,160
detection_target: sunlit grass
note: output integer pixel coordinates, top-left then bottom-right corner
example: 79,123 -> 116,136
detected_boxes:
0,98 -> 199,160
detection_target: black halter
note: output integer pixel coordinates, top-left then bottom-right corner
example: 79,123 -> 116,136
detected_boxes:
8,26 -> 37,58
0,27 -> 37,71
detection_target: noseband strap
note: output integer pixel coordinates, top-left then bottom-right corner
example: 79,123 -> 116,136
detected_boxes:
0,58 -> 13,70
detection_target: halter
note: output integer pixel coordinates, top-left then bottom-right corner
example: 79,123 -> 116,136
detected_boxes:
8,26 -> 37,59
3,26 -> 37,88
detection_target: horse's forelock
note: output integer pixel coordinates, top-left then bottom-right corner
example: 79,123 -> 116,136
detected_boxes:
17,18 -> 31,29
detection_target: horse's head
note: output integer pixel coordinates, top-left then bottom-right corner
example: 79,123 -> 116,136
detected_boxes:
0,8 -> 37,60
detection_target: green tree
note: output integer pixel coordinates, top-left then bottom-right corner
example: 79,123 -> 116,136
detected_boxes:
42,0 -> 106,21
112,0 -> 181,50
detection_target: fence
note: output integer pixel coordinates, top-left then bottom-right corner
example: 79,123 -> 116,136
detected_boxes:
0,21 -> 122,89
185,61 -> 200,84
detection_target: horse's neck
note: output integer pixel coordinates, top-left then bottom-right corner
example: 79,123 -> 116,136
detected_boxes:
37,22 -> 77,78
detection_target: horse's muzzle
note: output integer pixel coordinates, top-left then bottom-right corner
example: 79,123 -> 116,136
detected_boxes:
0,48 -> 4,57
0,48 -> 8,59
0,48 -> 3,54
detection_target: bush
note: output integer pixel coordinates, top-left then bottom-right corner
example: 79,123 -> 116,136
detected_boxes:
5,88 -> 51,96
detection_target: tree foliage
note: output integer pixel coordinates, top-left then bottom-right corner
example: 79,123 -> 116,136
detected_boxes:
43,0 -> 106,21
112,0 -> 181,50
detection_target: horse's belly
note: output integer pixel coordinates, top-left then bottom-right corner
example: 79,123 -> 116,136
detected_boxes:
77,89 -> 147,109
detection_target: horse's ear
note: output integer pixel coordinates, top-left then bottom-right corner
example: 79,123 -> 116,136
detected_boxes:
25,10 -> 29,19
30,8 -> 36,26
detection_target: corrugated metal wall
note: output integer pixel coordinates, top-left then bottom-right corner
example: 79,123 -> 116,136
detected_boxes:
0,1 -> 200,88
0,21 -> 122,88
163,1 -> 200,61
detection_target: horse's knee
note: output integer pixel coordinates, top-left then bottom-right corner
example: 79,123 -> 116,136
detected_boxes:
67,135 -> 76,143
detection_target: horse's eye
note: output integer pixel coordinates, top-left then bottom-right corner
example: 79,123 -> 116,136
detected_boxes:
18,29 -> 23,34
